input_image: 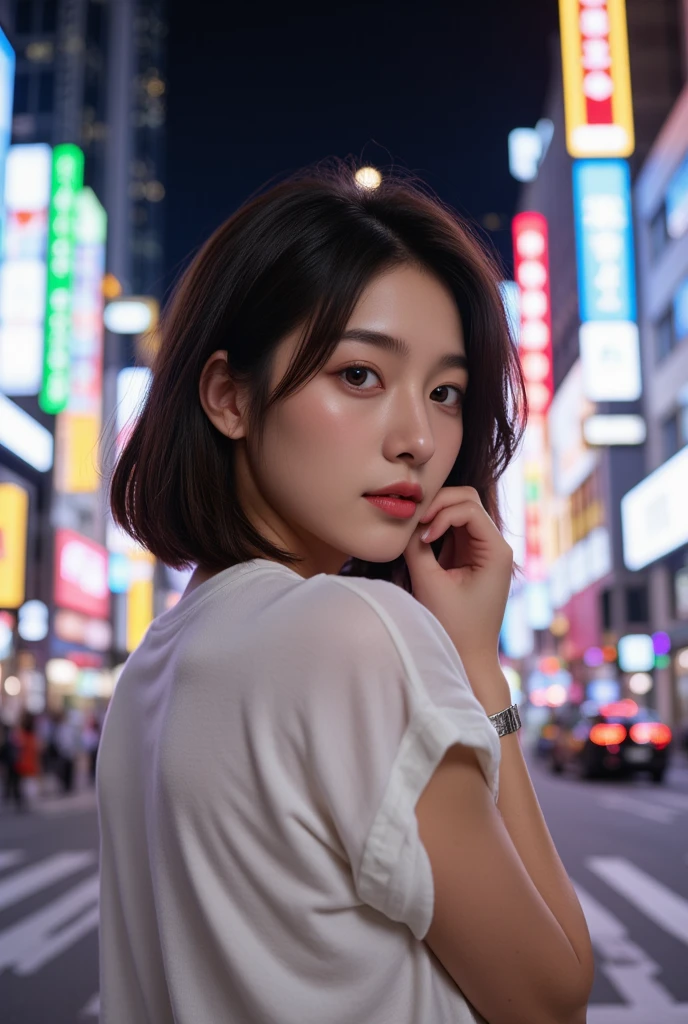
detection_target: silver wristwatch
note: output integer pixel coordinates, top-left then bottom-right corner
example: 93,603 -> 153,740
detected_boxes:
488,703 -> 521,738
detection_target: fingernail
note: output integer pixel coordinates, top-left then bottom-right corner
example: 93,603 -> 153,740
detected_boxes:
421,529 -> 431,542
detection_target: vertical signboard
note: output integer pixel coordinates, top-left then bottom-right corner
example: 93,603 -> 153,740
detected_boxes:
559,0 -> 634,158
54,188 -> 107,492
572,159 -> 641,401
0,482 -> 29,609
0,28 -> 15,258
511,214 -> 554,629
0,144 -> 52,394
39,144 -> 84,414
512,212 -> 554,416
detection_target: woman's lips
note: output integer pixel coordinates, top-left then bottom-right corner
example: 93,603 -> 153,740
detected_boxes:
364,495 -> 418,520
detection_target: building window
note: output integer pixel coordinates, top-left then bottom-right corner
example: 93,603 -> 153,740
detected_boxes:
650,203 -> 668,260
655,309 -> 675,362
625,586 -> 649,624
15,0 -> 35,33
40,0 -> 57,32
37,70 -> 54,113
601,589 -> 612,631
662,412 -> 680,460
13,72 -> 30,114
86,0 -> 104,44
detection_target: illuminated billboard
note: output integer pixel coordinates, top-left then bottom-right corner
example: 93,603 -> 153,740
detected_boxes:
116,366 -> 152,454
54,528 -> 110,619
54,188 -> 107,493
0,393 -> 53,471
621,446 -> 688,570
0,483 -> 28,609
572,159 -> 641,401
510,215 -> 553,627
0,28 -> 15,256
512,212 -> 554,416
40,144 -> 84,414
0,144 -> 52,394
559,0 -> 634,158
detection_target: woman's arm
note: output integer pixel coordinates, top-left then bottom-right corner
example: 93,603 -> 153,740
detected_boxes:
415,664 -> 594,1024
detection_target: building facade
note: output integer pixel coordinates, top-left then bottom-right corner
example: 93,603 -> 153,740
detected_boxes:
0,0 -> 166,716
514,0 -> 685,720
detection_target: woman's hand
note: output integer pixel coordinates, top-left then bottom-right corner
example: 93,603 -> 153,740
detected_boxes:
403,487 -> 513,698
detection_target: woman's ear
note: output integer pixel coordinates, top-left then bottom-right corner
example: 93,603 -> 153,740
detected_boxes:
199,350 -> 249,440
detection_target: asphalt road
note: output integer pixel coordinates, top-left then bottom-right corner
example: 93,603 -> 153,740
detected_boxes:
1,750 -> 688,1024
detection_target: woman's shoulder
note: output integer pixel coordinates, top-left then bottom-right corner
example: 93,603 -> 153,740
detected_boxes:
283,571 -> 452,668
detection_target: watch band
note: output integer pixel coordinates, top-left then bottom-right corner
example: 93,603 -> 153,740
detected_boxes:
488,703 -> 521,738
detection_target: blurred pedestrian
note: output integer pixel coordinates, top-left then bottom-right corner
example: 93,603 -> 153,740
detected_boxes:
14,711 -> 41,809
55,709 -> 80,793
1,720 -> 20,809
3,712 -> 40,812
82,714 -> 101,785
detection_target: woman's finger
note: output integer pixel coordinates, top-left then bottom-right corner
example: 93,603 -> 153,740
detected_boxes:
420,500 -> 497,547
419,486 -> 483,524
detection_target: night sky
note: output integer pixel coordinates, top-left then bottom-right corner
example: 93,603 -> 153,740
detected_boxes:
163,0 -> 560,296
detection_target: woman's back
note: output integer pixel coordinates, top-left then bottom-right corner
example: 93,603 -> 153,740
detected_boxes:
97,558 -> 499,1024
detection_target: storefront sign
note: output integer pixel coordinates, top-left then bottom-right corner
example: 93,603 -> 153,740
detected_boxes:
621,446 -> 688,570
0,144 -> 52,394
559,0 -> 634,158
573,159 -> 641,401
40,144 -> 84,414
0,483 -> 29,608
54,528 -> 109,618
54,187 -> 107,492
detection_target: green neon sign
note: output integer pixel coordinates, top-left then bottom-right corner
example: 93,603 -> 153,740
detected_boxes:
39,143 -> 84,414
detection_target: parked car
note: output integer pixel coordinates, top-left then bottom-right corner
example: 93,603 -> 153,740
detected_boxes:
549,699 -> 672,783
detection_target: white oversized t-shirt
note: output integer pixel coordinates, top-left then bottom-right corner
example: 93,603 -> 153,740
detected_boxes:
97,558 -> 501,1024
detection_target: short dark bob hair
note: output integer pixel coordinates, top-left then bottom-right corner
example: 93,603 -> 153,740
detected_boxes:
110,161 -> 527,590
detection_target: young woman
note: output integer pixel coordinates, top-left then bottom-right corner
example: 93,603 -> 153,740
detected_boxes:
98,165 -> 594,1024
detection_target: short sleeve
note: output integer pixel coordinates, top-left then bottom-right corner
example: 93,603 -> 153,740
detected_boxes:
289,574 -> 501,942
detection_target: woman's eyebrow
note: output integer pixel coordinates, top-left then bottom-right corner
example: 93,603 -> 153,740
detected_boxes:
341,328 -> 468,373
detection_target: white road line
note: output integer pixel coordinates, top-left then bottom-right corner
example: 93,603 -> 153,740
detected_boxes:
596,793 -> 677,824
0,851 -> 95,912
81,993 -> 100,1017
588,857 -> 688,946
0,851 -> 25,872
649,790 -> 688,812
588,1007 -> 688,1022
15,904 -> 100,975
0,874 -> 99,974
573,881 -> 688,1021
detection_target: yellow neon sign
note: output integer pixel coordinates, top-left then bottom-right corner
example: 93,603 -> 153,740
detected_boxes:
559,0 -> 634,158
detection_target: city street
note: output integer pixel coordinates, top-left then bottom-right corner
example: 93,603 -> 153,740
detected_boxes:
1,749 -> 688,1024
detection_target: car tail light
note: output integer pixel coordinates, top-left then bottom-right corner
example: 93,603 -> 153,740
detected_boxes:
590,723 -> 627,746
600,699 -> 638,718
629,723 -> 672,750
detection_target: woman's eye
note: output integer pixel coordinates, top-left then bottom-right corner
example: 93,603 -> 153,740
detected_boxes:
432,385 -> 466,409
339,365 -> 381,390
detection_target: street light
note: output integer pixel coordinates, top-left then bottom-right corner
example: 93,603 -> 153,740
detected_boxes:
355,166 -> 382,190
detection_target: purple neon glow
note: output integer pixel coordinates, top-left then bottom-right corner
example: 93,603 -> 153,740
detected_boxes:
652,631 -> 671,656
583,646 -> 604,668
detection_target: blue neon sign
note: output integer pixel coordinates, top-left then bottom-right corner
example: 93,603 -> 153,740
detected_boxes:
573,160 -> 637,324
0,29 -> 15,259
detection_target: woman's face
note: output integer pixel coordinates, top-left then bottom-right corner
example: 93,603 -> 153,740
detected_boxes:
234,265 -> 468,577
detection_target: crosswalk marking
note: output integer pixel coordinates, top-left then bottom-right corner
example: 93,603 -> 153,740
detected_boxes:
16,904 -> 100,975
0,851 -> 25,872
650,790 -> 688,812
81,992 -> 100,1017
588,857 -> 688,947
0,874 -> 99,974
596,793 -> 678,824
0,852 -> 95,912
574,880 -> 688,1023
